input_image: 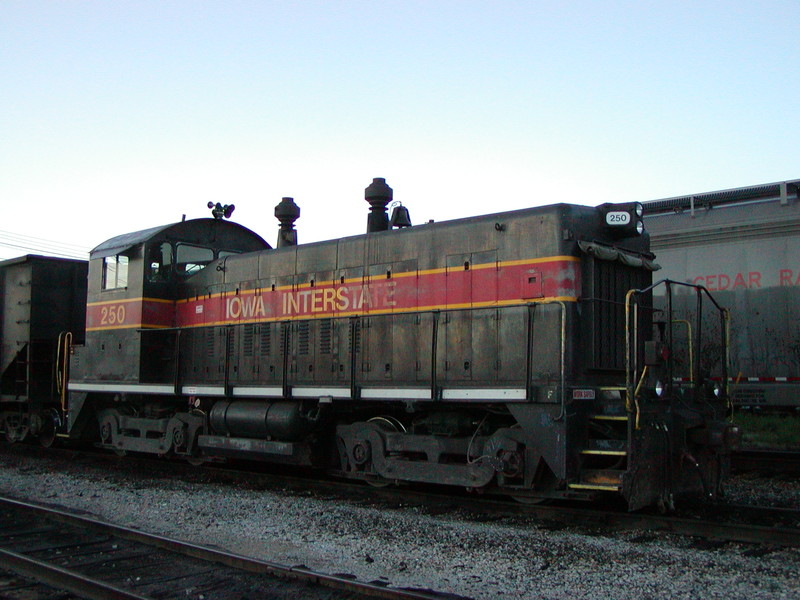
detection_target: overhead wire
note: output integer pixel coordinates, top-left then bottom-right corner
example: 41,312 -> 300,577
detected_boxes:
0,229 -> 89,252
0,229 -> 90,260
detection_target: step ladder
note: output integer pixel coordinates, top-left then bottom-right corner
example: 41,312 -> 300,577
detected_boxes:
568,413 -> 629,492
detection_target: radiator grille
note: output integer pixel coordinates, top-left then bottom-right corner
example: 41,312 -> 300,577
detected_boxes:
590,259 -> 650,370
298,321 -> 310,356
205,329 -> 216,358
349,320 -> 361,354
259,325 -> 271,356
243,324 -> 255,357
319,319 -> 332,355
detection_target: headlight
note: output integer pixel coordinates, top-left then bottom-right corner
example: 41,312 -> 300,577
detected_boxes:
655,381 -> 664,397
724,425 -> 742,450
599,203 -> 645,237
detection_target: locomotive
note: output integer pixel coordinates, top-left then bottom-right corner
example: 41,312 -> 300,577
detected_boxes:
1,178 -> 740,510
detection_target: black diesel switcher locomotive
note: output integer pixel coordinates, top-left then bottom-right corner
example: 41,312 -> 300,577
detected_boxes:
1,178 -> 740,510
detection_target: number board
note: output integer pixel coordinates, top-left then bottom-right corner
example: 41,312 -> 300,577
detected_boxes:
605,211 -> 631,226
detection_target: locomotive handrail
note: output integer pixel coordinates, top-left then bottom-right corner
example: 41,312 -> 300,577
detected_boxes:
625,279 -> 731,416
430,310 -> 440,402
670,319 -> 693,383
55,331 -> 72,413
555,300 -> 567,419
632,278 -> 727,309
624,289 -> 642,426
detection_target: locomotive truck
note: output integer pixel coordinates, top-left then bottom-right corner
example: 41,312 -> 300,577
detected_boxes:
1,178 -> 739,510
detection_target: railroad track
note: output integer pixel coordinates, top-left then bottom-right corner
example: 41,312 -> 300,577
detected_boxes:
0,495 -> 461,600
411,493 -> 800,547
2,442 -> 799,570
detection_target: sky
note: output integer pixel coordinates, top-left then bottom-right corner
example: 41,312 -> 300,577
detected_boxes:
2,1 -> 799,260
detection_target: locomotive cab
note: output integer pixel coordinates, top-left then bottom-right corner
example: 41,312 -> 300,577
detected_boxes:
68,219 -> 269,440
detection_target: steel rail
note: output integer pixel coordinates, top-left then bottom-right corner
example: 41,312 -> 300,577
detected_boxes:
0,546 -> 153,600
605,510 -> 800,547
732,449 -> 800,475
0,495 -> 457,600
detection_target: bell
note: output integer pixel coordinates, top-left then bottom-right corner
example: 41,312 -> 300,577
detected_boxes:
390,204 -> 412,228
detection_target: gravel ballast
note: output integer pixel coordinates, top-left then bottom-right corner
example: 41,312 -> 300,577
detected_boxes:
0,448 -> 797,600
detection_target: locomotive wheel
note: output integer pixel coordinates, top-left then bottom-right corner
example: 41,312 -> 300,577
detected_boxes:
35,410 -> 59,448
3,417 -> 26,444
37,421 -> 57,448
3,427 -> 18,444
364,416 -> 406,488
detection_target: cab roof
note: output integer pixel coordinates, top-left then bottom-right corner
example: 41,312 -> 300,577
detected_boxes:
90,218 -> 271,259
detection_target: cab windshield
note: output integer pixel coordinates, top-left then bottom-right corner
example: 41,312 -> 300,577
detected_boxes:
147,242 -> 240,281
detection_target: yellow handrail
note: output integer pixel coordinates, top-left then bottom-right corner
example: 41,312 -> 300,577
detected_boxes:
56,331 -> 72,413
623,289 -> 646,430
632,366 -> 648,430
624,289 -> 637,414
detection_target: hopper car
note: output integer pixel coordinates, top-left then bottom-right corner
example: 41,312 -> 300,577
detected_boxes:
643,179 -> 800,411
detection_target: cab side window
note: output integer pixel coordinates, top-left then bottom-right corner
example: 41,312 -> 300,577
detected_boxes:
102,254 -> 129,290
147,242 -> 173,282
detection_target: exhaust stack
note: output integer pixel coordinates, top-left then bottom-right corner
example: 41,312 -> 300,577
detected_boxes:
365,177 -> 393,233
275,197 -> 300,248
